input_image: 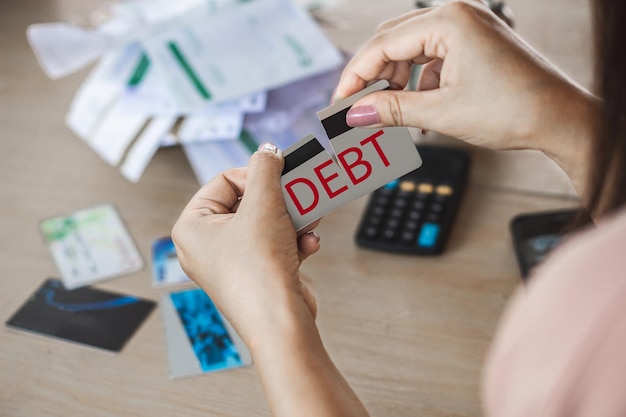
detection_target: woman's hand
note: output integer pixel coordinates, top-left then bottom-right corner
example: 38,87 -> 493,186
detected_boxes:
334,0 -> 598,203
172,144 -> 370,417
171,143 -> 320,348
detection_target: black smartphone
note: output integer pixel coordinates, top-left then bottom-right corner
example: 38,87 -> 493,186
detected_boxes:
510,208 -> 592,281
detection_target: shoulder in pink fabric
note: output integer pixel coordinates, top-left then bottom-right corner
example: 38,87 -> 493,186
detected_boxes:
483,208 -> 626,417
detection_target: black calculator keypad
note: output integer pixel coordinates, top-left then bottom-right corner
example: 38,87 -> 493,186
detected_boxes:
355,145 -> 470,255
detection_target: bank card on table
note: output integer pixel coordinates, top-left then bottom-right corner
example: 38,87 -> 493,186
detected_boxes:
39,204 -> 144,289
6,278 -> 155,352
162,288 -> 251,379
280,80 -> 422,230
151,236 -> 192,288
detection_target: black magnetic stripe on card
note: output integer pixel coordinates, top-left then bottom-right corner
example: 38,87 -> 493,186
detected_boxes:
321,86 -> 390,140
282,138 -> 325,175
321,107 -> 351,140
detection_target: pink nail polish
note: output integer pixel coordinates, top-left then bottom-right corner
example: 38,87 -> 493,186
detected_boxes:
346,105 -> 380,127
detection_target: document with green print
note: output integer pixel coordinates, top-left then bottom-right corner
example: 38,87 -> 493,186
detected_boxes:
39,204 -> 144,290
142,0 -> 343,110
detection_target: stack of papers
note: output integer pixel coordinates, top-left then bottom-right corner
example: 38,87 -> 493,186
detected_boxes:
28,0 -> 344,183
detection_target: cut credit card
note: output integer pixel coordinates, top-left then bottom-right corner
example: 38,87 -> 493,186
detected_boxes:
6,279 -> 155,352
39,204 -> 144,290
280,80 -> 422,230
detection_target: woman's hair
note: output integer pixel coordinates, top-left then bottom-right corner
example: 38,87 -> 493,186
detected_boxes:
590,0 -> 626,216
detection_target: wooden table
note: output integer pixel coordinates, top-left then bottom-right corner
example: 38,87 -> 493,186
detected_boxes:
0,0 -> 590,415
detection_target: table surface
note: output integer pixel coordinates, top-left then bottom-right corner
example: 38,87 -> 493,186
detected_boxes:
0,0 -> 590,416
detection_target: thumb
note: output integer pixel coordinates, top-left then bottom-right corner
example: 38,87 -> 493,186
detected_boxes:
346,89 -> 443,131
237,143 -> 286,215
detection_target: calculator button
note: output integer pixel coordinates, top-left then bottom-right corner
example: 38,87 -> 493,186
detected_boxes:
375,195 -> 390,206
399,181 -> 416,192
435,184 -> 453,196
372,206 -> 385,216
364,226 -> 378,238
384,179 -> 399,189
417,222 -> 440,248
415,192 -> 429,201
401,231 -> 416,242
367,216 -> 382,226
430,202 -> 444,213
383,228 -> 397,239
405,220 -> 419,231
386,218 -> 400,229
393,198 -> 408,209
426,213 -> 441,223
408,211 -> 421,221
417,183 -> 434,194
412,200 -> 425,211
390,208 -> 404,218
434,194 -> 448,203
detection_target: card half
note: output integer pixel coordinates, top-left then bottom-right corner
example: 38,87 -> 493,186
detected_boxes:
317,79 -> 422,199
5,279 -> 155,352
281,134 -> 355,230
39,204 -> 144,289
162,288 -> 252,379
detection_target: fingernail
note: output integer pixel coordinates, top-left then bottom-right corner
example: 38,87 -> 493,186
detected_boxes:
258,142 -> 281,156
346,105 -> 380,127
307,231 -> 320,243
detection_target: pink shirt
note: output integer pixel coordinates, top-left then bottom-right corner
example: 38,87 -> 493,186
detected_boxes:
483,208 -> 626,417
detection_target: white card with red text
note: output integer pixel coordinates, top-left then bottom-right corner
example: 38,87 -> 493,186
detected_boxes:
281,134 -> 355,230
281,80 -> 422,230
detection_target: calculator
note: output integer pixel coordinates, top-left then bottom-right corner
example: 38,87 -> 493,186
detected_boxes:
354,145 -> 470,255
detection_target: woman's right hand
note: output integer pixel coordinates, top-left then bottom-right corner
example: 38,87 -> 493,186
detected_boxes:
334,0 -> 598,202
335,0 -> 596,155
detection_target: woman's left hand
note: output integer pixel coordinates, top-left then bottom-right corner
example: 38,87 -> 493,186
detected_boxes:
172,143 -> 320,348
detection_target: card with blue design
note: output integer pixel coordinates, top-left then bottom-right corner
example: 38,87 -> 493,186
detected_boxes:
161,288 -> 252,379
151,236 -> 192,287
5,279 -> 155,352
